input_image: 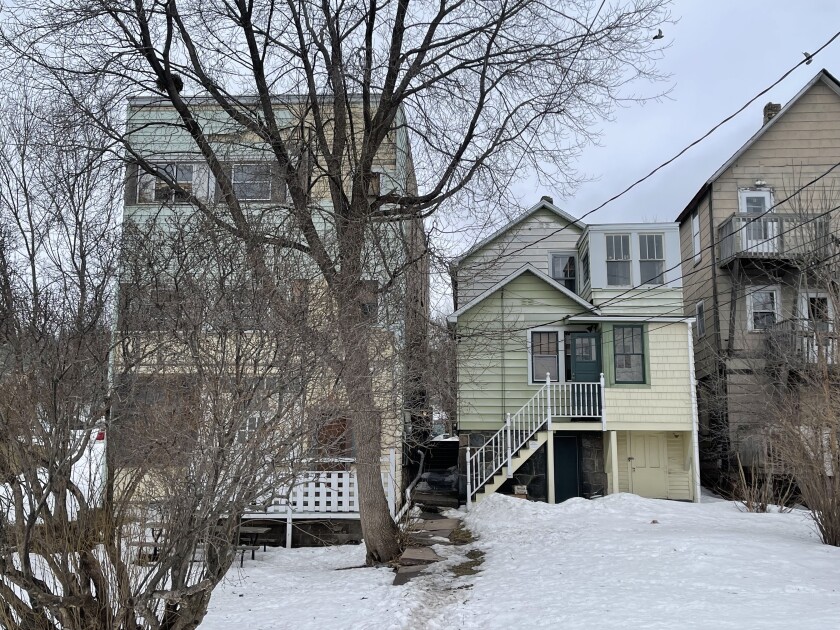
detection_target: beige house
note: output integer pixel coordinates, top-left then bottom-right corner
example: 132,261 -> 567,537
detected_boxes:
676,68 -> 840,485
450,199 -> 699,505
115,96 -> 428,528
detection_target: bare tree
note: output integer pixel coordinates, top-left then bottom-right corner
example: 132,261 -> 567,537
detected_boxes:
0,85 -> 318,628
3,0 -> 671,562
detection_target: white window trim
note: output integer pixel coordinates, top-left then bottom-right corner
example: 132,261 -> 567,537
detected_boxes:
695,300 -> 706,337
738,188 -> 774,214
547,251 -> 577,292
526,327 -> 564,386
605,233 -> 633,288
137,162 -> 204,204
746,285 -> 781,332
638,232 -> 665,286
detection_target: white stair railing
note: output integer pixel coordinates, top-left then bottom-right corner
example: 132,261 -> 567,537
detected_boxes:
465,375 -> 605,507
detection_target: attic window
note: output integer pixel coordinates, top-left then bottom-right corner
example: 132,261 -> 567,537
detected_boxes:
550,253 -> 576,292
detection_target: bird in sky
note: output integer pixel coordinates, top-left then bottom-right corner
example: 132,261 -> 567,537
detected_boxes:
803,52 -> 813,65
652,29 -> 664,41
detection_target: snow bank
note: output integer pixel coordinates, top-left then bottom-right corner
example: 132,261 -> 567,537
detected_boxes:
203,494 -> 840,630
460,493 -> 840,629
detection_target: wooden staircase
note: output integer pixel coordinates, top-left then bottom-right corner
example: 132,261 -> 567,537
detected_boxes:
465,375 -> 604,507
471,431 -> 548,502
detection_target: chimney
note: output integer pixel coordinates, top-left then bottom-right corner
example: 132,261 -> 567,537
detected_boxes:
541,195 -> 554,205
763,102 -> 781,125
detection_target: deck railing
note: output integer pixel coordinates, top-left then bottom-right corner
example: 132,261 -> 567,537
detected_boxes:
766,319 -> 839,366
717,213 -> 828,263
466,375 -> 605,507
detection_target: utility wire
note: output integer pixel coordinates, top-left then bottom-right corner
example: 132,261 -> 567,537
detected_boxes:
456,31 -> 840,269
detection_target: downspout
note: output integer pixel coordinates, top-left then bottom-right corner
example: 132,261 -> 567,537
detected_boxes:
500,289 -> 505,421
687,320 -> 702,503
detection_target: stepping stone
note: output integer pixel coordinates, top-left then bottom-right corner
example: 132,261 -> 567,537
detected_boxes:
399,546 -> 443,565
415,518 -> 460,531
418,511 -> 447,521
408,532 -> 452,547
392,564 -> 426,586
421,529 -> 454,539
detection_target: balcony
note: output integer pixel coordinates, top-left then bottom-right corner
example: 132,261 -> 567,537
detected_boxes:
765,318 -> 839,367
717,213 -> 829,265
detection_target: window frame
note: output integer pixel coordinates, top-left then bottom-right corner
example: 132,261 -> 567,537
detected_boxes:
738,188 -> 774,215
605,233 -> 632,287
548,251 -> 577,293
528,329 -> 561,384
638,233 -> 665,286
232,163 -> 273,201
695,301 -> 706,337
613,324 -> 645,384
691,211 -> 701,265
136,162 -> 198,205
746,285 -> 781,332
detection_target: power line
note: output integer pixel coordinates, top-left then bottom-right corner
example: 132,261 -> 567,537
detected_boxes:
456,31 -> 840,269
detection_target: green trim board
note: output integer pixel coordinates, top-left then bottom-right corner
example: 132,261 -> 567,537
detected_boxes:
600,323 -> 651,389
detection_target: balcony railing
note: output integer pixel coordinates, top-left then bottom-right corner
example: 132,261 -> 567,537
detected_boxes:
766,318 -> 839,366
717,213 -> 829,264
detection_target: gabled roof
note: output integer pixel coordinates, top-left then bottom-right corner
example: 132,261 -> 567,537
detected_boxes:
446,264 -> 599,323
453,198 -> 585,265
676,68 -> 840,223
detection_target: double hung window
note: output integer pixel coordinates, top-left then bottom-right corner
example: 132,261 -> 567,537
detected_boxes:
531,331 -> 559,382
606,234 -> 631,286
639,234 -> 665,285
613,325 -> 644,383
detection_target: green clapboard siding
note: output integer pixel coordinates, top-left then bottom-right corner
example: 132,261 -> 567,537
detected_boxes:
456,271 -> 584,430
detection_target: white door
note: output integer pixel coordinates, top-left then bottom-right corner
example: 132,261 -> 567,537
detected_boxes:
628,433 -> 668,499
739,190 -> 778,254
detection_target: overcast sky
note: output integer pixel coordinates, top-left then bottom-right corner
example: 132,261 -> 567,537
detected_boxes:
511,0 -> 840,226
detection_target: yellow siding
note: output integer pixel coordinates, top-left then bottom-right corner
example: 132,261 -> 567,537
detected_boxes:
604,325 -> 694,431
667,433 -> 691,500
617,431 -> 630,492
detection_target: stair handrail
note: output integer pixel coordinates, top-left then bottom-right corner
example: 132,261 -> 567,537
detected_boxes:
466,376 -> 552,507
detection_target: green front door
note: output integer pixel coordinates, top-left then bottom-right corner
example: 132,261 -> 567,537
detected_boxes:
569,332 -> 601,382
553,435 -> 580,502
569,333 -> 602,416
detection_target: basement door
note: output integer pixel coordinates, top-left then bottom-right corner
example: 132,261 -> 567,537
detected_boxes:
553,435 -> 580,503
628,432 -> 667,499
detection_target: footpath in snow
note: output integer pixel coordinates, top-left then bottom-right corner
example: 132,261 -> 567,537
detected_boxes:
202,493 -> 840,629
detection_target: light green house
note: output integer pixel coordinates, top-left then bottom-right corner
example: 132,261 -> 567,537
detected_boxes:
449,198 -> 700,504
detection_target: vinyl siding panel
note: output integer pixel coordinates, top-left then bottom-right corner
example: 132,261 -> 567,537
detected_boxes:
456,208 -> 583,306
456,271 -> 587,430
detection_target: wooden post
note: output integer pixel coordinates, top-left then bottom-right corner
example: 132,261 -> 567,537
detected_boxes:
285,507 -> 293,549
466,446 -> 472,509
599,372 -> 607,431
506,413 -> 513,478
545,372 -> 552,430
387,448 -> 397,518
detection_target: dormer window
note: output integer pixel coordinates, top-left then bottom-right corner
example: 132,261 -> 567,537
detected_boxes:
550,253 -> 576,292
639,233 -> 665,285
606,234 -> 631,286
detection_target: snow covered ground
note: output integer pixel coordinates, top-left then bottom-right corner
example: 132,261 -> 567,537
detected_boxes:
202,494 -> 840,629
